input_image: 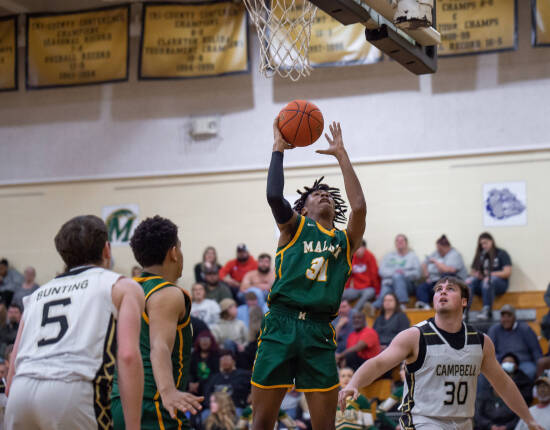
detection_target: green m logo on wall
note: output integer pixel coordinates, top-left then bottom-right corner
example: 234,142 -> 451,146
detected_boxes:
102,204 -> 139,246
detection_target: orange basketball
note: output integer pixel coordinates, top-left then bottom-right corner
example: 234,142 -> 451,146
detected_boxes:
278,100 -> 324,147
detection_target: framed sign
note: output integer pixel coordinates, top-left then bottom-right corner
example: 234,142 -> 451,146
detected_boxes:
0,16 -> 18,91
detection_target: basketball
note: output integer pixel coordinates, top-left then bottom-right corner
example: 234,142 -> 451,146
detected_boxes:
278,100 -> 324,147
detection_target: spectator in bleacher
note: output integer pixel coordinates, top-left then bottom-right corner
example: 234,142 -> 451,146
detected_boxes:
203,350 -> 251,415
488,304 -> 541,380
336,311 -> 381,370
500,352 -> 534,404
0,304 -> 21,357
211,299 -> 248,353
415,235 -> 467,309
333,299 -> 355,353
0,259 -> 22,306
240,253 -> 275,297
190,315 -> 210,344
204,391 -> 237,430
203,266 -> 233,303
466,232 -> 512,321
375,234 -> 421,310
335,367 -> 375,429
219,244 -> 258,298
474,386 -> 519,430
236,291 -> 268,329
188,331 -> 220,398
236,306 -> 263,370
11,266 -> 39,310
195,246 -> 222,285
373,292 -> 410,349
280,388 -> 310,427
342,240 -> 380,313
515,375 -> 550,429
191,283 -> 221,327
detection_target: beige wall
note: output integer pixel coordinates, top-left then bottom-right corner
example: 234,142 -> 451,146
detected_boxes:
1,148 -> 548,291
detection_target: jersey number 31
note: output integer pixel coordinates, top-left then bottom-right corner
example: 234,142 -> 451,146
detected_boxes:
306,257 -> 328,282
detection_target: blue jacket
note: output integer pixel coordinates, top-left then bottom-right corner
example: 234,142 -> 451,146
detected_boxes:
488,321 -> 542,364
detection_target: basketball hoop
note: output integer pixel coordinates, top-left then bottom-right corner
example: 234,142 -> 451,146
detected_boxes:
242,0 -> 317,81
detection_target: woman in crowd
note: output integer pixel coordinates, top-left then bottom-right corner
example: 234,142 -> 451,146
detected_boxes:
195,246 -> 222,284
372,293 -> 410,350
467,232 -> 512,320
191,283 -> 221,327
204,391 -> 237,430
188,331 -> 220,398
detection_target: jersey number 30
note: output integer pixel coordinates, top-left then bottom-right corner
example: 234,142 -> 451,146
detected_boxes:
443,381 -> 468,405
306,257 -> 328,281
37,298 -> 71,347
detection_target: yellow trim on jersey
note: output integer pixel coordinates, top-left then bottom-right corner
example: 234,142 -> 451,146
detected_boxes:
134,275 -> 162,282
176,327 -> 184,388
153,391 -> 166,430
329,322 -> 337,346
295,382 -> 340,392
343,230 -> 352,275
276,216 -> 305,278
316,222 -> 335,237
250,380 -> 294,390
145,282 -> 173,300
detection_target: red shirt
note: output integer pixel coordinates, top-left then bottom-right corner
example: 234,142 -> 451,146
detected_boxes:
346,327 -> 381,360
345,249 -> 381,294
219,257 -> 258,283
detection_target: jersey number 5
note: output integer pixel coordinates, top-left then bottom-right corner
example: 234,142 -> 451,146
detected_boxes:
306,257 -> 328,282
37,298 -> 71,347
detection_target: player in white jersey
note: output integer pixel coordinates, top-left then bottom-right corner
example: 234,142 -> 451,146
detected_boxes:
339,276 -> 544,430
5,215 -> 145,430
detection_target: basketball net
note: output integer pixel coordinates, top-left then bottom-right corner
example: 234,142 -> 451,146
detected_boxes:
242,0 -> 317,81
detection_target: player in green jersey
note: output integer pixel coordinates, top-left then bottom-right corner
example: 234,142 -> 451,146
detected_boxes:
252,119 -> 366,430
111,215 -> 203,430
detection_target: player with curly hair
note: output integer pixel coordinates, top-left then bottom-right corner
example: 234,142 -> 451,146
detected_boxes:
251,118 -> 367,430
111,215 -> 203,430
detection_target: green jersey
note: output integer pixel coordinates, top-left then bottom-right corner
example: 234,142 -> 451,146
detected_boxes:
335,394 -> 375,430
112,274 -> 193,401
268,215 -> 352,316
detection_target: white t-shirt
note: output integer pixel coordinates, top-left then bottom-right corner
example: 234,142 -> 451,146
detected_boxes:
190,299 -> 220,326
15,266 -> 120,382
515,404 -> 550,430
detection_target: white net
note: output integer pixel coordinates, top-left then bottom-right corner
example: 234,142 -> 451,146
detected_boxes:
242,0 -> 317,81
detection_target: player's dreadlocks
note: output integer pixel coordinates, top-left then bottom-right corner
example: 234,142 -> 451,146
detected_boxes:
293,176 -> 347,225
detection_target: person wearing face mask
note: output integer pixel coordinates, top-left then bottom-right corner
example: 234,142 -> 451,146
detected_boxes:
515,375 -> 550,429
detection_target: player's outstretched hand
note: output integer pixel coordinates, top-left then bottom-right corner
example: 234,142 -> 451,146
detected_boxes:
161,389 -> 204,418
317,121 -> 345,158
273,117 -> 295,152
338,384 -> 359,411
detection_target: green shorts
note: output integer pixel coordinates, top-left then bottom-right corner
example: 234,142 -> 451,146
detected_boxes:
111,395 -> 191,430
251,305 -> 340,392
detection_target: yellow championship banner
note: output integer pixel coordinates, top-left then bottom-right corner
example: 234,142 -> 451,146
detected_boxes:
533,0 -> 550,46
436,0 -> 517,56
309,9 -> 381,66
139,2 -> 248,79
0,16 -> 17,91
26,5 -> 129,89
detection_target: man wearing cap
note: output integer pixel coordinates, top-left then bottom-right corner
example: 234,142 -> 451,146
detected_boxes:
488,304 -> 542,380
515,375 -> 550,429
203,266 -> 233,304
219,245 -> 258,297
211,298 -> 248,352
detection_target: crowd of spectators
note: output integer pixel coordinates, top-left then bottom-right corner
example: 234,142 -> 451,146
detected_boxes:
2,228 -> 547,429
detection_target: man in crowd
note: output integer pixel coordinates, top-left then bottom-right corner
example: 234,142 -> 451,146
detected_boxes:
333,299 -> 355,354
204,266 -> 233,303
12,267 -> 40,310
240,253 -> 275,297
515,375 -> 550,429
488,305 -> 541,380
375,234 -> 421,310
0,304 -> 21,356
342,240 -> 380,313
0,259 -> 22,306
335,312 -> 380,371
219,244 -> 258,297
191,283 -> 221,327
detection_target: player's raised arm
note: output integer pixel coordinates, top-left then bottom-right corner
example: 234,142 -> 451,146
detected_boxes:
317,122 -> 366,254
148,287 -> 203,417
338,327 -> 419,411
267,117 -> 298,247
481,335 -> 544,430
112,277 -> 145,430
